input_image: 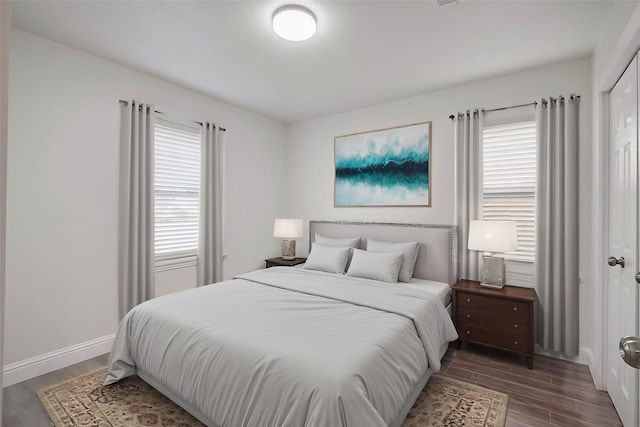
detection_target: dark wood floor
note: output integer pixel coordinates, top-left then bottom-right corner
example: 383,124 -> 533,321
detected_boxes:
440,343 -> 622,427
2,345 -> 621,427
2,353 -> 109,427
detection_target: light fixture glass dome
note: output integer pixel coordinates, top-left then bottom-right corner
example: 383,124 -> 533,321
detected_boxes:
272,5 -> 316,42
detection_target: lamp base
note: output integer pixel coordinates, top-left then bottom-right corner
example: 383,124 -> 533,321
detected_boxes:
480,255 -> 506,289
281,239 -> 296,260
480,281 -> 505,290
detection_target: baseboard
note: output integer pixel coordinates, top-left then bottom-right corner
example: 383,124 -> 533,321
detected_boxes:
3,334 -> 114,387
581,347 -> 604,390
581,346 -> 596,368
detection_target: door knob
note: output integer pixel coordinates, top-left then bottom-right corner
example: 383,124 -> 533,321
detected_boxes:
636,272 -> 640,284
608,256 -> 625,268
620,336 -> 640,369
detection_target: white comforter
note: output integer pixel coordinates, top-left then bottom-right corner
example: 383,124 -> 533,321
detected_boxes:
105,267 -> 458,427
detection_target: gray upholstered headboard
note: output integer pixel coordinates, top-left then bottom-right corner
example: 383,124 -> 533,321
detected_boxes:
308,221 -> 458,285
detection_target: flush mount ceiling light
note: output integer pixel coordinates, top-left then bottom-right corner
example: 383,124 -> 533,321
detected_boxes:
272,5 -> 316,42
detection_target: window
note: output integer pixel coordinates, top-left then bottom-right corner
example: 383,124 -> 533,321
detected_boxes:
482,120 -> 536,284
154,118 -> 201,271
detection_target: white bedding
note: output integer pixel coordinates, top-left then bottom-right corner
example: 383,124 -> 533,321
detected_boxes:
294,264 -> 452,307
398,279 -> 452,307
106,267 -> 458,427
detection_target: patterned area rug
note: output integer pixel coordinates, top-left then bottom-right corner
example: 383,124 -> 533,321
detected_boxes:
38,368 -> 508,427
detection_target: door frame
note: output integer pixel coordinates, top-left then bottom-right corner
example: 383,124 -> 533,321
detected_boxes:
0,1 -> 8,418
595,8 -> 640,392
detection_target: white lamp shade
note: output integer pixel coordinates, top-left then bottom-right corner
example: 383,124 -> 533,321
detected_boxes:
273,219 -> 303,239
468,220 -> 518,253
272,5 -> 316,42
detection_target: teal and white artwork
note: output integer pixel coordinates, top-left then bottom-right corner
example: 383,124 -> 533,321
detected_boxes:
334,122 -> 431,207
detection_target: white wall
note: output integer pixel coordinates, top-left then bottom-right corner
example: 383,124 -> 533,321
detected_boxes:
5,29 -> 287,367
0,0 -> 10,413
286,58 -> 593,359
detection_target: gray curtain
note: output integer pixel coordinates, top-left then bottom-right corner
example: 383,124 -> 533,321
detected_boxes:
454,110 -> 483,281
535,96 -> 580,356
119,100 -> 155,319
197,123 -> 224,286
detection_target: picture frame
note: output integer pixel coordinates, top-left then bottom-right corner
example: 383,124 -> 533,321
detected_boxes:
334,121 -> 431,207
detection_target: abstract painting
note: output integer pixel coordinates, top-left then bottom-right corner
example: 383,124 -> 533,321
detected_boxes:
334,122 -> 431,207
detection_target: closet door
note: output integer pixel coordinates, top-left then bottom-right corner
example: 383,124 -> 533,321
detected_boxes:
608,54 -> 639,427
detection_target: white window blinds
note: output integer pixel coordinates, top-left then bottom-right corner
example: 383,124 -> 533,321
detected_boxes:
154,118 -> 201,270
482,121 -> 536,263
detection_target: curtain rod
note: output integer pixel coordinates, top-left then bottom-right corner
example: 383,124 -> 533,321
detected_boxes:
118,99 -> 226,131
484,101 -> 537,114
448,94 -> 581,121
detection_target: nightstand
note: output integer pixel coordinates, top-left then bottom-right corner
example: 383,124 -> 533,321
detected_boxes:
452,279 -> 536,369
265,257 -> 307,269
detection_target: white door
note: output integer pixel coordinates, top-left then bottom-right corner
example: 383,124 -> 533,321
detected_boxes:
608,54 -> 640,427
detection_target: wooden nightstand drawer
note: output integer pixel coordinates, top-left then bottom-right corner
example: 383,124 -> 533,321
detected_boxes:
458,324 -> 530,353
456,307 -> 530,334
452,280 -> 536,369
456,293 -> 529,321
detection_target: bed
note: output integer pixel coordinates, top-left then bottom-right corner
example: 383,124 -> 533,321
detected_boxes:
105,221 -> 459,427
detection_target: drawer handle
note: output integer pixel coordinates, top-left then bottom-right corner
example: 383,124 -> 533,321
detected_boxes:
467,298 -> 471,303
514,324 -> 519,328
466,330 -> 471,335
466,314 -> 471,318
514,340 -> 518,345
513,307 -> 518,311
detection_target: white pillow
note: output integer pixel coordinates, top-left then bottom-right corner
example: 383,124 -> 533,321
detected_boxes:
346,249 -> 404,283
304,243 -> 351,274
367,239 -> 420,282
315,233 -> 361,249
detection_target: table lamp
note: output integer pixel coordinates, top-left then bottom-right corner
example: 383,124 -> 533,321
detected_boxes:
468,220 -> 518,289
273,219 -> 303,260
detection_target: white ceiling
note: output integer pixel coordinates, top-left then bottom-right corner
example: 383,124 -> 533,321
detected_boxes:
10,0 -> 614,124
